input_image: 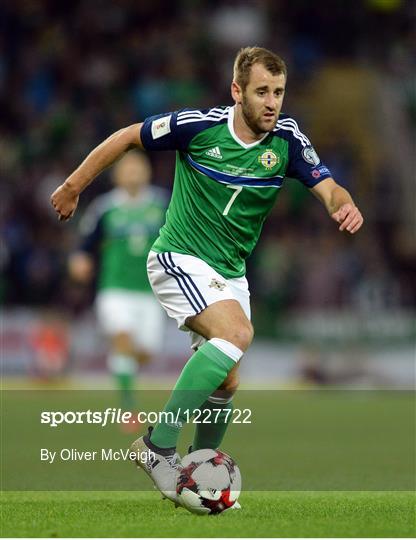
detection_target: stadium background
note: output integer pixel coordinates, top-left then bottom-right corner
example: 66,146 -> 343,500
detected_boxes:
2,0 -> 415,386
1,1 -> 415,536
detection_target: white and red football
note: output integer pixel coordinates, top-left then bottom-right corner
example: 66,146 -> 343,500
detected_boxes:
176,449 -> 241,515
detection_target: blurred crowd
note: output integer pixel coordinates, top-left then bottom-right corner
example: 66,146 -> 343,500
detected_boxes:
1,0 -> 415,329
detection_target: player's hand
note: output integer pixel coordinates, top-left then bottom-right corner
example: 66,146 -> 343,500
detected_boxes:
331,203 -> 363,234
50,183 -> 79,221
68,253 -> 94,283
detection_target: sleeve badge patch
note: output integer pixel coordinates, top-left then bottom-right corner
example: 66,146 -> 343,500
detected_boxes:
151,115 -> 172,139
302,145 -> 321,166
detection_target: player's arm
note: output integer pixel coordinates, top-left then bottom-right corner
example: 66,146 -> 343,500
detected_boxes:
51,123 -> 144,221
67,197 -> 106,282
311,177 -> 364,234
282,116 -> 363,234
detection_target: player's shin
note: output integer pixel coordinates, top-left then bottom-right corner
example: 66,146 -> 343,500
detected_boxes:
150,339 -> 243,449
192,395 -> 234,451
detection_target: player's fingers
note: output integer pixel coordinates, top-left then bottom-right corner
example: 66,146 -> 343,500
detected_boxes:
348,215 -> 364,234
63,208 -> 76,221
343,219 -> 358,232
339,208 -> 348,221
58,209 -> 69,221
338,211 -> 355,231
342,212 -> 362,233
332,204 -> 351,224
340,207 -> 361,231
339,204 -> 352,219
331,211 -> 343,224
56,203 -> 75,221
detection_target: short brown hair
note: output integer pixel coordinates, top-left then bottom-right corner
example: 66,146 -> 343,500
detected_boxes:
233,46 -> 287,90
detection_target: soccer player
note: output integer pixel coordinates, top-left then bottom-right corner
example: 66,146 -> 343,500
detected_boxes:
51,47 -> 363,503
68,151 -> 167,419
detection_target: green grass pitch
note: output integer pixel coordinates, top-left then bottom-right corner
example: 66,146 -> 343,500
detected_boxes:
1,490 -> 415,537
1,387 -> 414,536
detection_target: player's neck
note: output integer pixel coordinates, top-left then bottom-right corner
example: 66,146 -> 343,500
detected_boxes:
123,187 -> 144,200
233,105 -> 265,144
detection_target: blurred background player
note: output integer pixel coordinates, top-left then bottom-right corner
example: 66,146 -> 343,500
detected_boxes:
68,151 -> 167,419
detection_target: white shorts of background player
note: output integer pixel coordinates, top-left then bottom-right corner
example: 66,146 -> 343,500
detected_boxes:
96,289 -> 165,355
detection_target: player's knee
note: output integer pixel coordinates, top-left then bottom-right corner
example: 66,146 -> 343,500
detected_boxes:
135,350 -> 152,365
226,322 -> 254,351
112,332 -> 135,356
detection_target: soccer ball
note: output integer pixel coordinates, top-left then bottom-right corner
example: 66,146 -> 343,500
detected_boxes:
176,449 -> 241,515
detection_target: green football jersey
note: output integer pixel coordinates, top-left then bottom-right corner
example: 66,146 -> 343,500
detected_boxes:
78,187 -> 167,291
141,106 -> 332,279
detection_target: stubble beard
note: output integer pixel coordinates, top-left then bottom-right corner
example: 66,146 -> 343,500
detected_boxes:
241,95 -> 275,136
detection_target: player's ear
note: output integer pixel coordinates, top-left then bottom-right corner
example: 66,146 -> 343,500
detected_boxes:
231,80 -> 243,105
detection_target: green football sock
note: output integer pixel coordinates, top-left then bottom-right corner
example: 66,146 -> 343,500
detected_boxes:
108,354 -> 137,411
116,372 -> 135,410
150,340 -> 240,449
192,398 -> 234,450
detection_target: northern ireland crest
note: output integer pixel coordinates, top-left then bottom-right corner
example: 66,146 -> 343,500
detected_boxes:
258,150 -> 279,170
209,278 -> 226,291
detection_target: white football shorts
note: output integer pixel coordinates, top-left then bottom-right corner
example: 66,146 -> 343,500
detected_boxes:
96,289 -> 165,354
147,250 -> 251,349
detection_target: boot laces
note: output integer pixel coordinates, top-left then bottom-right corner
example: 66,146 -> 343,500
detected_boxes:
166,452 -> 182,470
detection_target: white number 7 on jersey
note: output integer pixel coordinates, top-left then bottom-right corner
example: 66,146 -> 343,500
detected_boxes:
222,185 -> 243,216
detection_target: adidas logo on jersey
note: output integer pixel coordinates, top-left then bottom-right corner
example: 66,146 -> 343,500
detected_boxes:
206,146 -> 222,159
